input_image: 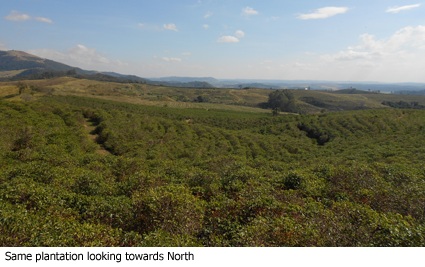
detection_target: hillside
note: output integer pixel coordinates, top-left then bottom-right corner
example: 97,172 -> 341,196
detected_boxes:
0,50 -> 90,77
0,51 -> 215,88
4,77 -> 425,115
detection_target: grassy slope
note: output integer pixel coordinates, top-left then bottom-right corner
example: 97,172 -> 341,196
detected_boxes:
0,69 -> 27,78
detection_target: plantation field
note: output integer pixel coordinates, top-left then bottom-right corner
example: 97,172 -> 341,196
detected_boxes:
68,94 -> 272,113
4,77 -> 425,114
1,92 -> 425,246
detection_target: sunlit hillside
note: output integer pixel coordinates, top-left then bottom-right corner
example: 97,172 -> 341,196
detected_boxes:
4,77 -> 425,115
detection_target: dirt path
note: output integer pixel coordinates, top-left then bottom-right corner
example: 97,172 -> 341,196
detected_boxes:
229,89 -> 242,102
83,118 -> 111,155
397,113 -> 408,120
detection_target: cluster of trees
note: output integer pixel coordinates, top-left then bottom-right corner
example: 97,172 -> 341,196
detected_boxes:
262,90 -> 299,113
14,82 -> 54,102
1,96 -> 425,246
195,95 -> 211,103
382,101 -> 425,110
300,96 -> 327,108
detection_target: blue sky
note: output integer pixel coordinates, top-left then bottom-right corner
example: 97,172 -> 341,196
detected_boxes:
1,0 -> 425,82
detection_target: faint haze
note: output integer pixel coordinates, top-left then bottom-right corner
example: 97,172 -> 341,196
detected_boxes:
1,1 -> 425,83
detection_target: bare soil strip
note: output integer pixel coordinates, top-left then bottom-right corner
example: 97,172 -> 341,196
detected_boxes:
83,118 -> 111,155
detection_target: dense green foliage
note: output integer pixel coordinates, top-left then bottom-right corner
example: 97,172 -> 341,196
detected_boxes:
382,101 -> 425,110
1,95 -> 425,246
263,90 -> 299,113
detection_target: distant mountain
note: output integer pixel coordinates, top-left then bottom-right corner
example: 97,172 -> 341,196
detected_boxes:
3,50 -> 425,92
0,50 -> 155,84
0,50 -> 94,77
150,76 -> 220,84
393,90 -> 425,95
100,71 -> 149,83
0,50 -> 154,83
330,89 -> 376,94
342,83 -> 425,92
0,50 -> 213,88
149,77 -> 425,91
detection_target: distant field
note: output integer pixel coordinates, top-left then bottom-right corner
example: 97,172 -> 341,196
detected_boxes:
3,77 -> 425,113
0,85 -> 20,100
359,93 -> 425,104
0,69 -> 27,78
68,93 -> 271,113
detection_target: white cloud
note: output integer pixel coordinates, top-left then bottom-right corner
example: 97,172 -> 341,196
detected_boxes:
204,11 -> 213,18
27,45 -> 128,70
386,4 -> 421,13
321,50 -> 380,61
235,30 -> 245,38
161,57 -> 182,62
152,56 -> 158,59
163,23 -> 178,31
242,6 -> 258,16
313,25 -> 425,82
217,36 -> 240,43
138,23 -> 145,27
203,24 -> 209,29
298,7 -> 349,20
181,52 -> 191,56
34,17 -> 53,23
347,26 -> 425,53
4,10 -> 53,23
305,52 -> 316,55
4,10 -> 31,22
164,50 -> 170,53
230,25 -> 425,82
0,41 -> 8,47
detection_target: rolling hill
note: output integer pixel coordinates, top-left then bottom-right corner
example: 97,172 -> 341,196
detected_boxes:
0,50 -> 215,88
4,75 -> 425,115
0,50 -> 91,77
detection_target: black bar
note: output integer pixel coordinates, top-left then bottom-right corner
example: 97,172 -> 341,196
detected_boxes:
5,251 -> 195,263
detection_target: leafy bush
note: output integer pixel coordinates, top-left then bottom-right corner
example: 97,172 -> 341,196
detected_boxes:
1,97 -> 425,246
